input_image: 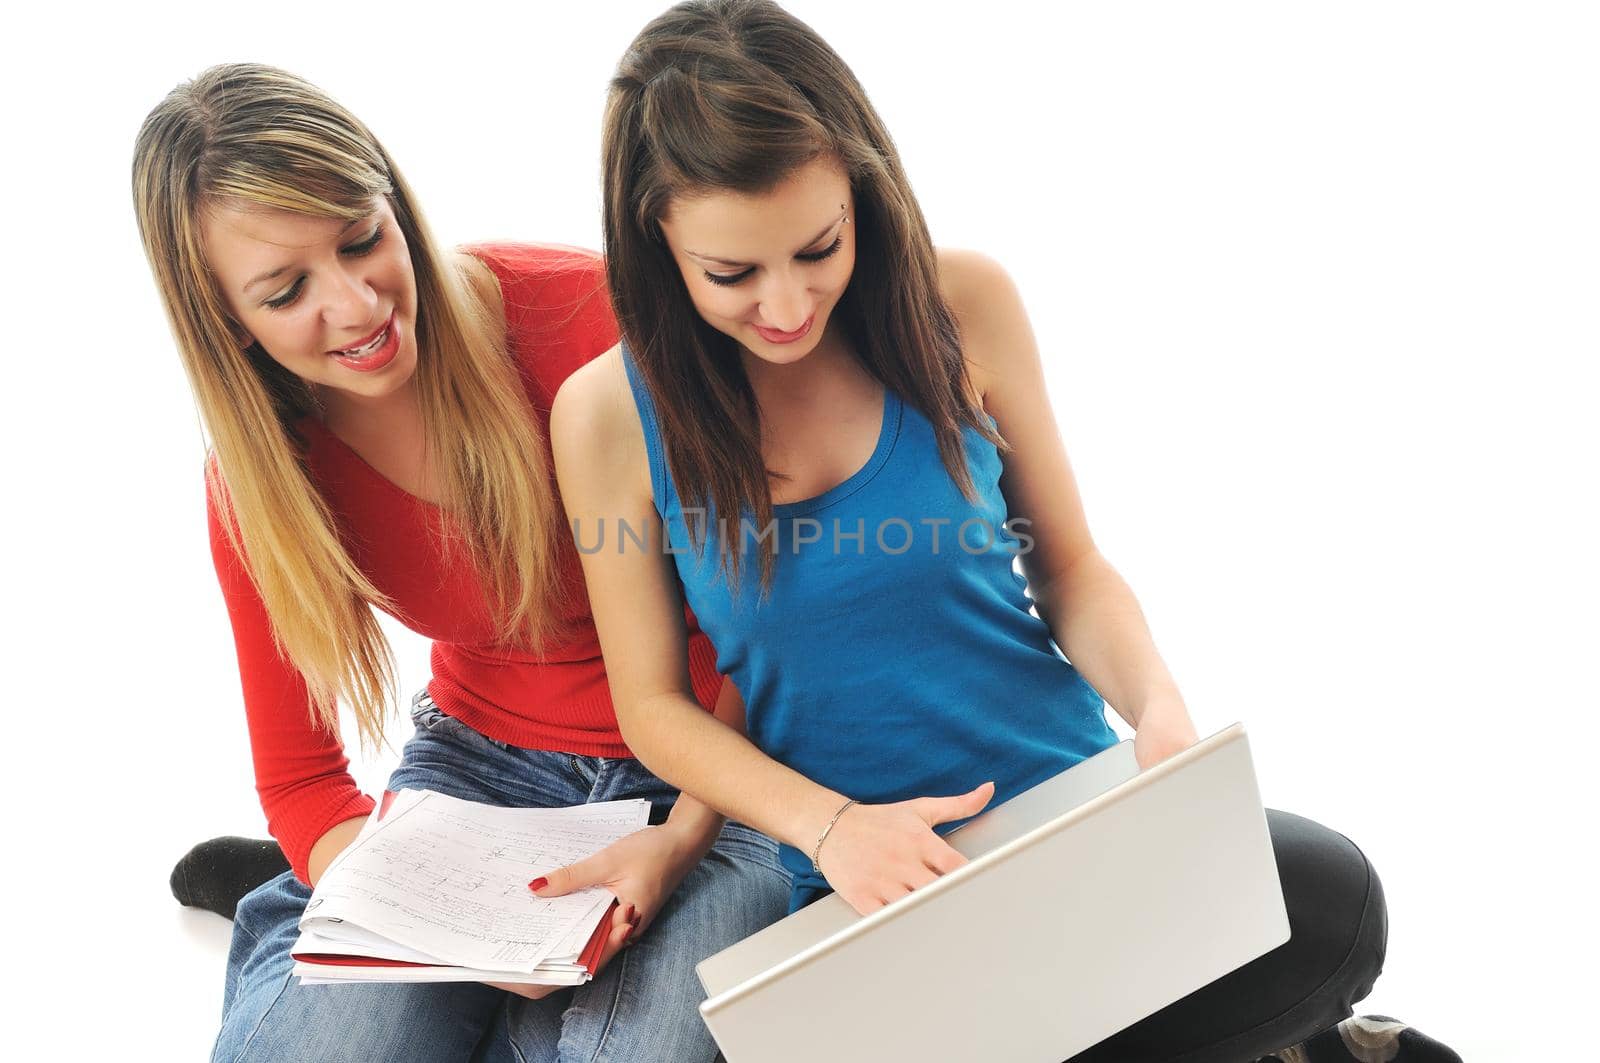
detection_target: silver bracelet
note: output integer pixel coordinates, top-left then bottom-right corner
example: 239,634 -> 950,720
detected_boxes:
810,798 -> 858,875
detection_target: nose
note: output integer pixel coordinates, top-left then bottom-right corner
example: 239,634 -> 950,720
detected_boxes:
323,263 -> 380,331
757,275 -> 811,333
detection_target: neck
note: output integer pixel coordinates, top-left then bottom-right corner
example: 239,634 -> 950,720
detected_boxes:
318,376 -> 421,438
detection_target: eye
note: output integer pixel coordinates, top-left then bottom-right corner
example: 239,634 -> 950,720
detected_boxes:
264,277 -> 305,311
343,223 -> 385,257
704,267 -> 755,287
796,234 -> 843,263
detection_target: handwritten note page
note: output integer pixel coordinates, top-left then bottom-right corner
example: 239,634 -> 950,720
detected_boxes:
301,790 -> 648,973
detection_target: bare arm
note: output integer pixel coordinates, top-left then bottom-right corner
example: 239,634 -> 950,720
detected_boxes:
652,676 -> 741,846
306,817 -> 366,886
549,350 -> 847,851
943,249 -> 1197,764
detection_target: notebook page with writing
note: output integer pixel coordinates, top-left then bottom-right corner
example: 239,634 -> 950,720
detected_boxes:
301,790 -> 647,973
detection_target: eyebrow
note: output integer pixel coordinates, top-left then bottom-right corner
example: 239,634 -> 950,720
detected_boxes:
243,216 -> 370,293
684,210 -> 846,269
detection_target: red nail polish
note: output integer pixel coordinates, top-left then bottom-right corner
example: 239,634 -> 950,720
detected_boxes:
528,877 -> 548,892
625,903 -> 637,923
619,923 -> 634,943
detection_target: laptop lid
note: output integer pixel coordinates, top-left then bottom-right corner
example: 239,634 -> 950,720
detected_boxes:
697,724 -> 1288,1062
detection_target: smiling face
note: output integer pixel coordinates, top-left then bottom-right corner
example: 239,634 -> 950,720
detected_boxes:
201,197 -> 419,409
658,156 -> 856,368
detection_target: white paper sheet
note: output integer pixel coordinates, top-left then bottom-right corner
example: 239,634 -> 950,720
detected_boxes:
299,790 -> 647,973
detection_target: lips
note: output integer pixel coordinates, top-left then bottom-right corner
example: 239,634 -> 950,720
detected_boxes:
753,314 -> 814,345
329,312 -> 402,373
330,312 -> 394,356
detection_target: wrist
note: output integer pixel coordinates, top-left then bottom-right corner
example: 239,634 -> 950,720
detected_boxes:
1128,684 -> 1188,729
663,797 -> 725,855
782,787 -> 854,854
810,796 -> 857,875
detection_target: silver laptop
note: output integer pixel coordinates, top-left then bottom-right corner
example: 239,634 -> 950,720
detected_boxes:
697,724 -> 1288,1062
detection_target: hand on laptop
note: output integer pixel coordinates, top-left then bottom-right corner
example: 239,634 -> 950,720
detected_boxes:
1133,696 -> 1200,770
815,781 -> 996,915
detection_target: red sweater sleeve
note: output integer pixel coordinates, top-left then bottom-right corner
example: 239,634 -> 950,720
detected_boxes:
206,477 -> 375,882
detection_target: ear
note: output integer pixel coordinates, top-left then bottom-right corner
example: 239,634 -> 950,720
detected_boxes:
225,319 -> 256,351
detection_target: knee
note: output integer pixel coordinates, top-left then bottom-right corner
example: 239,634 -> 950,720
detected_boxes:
217,993 -> 385,1063
230,870 -> 306,938
1348,843 -> 1389,998
668,847 -> 790,949
1266,810 -> 1388,1006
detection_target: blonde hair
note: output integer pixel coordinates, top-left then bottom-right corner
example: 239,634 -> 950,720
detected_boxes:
133,63 -> 565,748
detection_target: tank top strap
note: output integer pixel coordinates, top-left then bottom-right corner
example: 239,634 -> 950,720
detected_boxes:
619,340 -> 673,516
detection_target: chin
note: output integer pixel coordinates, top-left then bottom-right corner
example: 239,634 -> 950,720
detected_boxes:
743,335 -> 818,366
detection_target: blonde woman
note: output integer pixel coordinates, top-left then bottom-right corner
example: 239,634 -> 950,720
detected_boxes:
134,63 -> 786,1062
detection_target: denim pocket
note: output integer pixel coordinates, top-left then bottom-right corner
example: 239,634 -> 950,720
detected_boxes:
407,689 -> 507,751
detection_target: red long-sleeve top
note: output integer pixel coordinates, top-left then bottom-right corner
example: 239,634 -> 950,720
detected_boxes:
206,242 -> 723,881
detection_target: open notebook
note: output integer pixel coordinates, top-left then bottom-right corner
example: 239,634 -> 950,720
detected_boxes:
291,789 -> 640,986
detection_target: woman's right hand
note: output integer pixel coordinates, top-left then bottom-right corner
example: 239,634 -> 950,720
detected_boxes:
815,781 -> 996,915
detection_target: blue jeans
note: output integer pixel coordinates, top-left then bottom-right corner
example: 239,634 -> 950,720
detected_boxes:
212,692 -> 790,1063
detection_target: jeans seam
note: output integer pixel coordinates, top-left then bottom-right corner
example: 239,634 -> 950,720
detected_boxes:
232,918 -> 263,949
1163,840 -> 1378,1063
223,966 -> 296,1063
503,1001 -> 528,1063
586,939 -> 634,1062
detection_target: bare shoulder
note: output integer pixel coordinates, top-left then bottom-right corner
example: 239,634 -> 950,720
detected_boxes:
549,344 -> 649,494
553,344 -> 629,425
936,247 -> 1018,311
935,247 -> 1036,397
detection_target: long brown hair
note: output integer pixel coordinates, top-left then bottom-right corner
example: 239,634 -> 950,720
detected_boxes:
133,63 -> 565,747
602,0 -> 1005,589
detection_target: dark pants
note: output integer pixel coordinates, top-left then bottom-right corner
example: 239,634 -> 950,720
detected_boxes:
1070,809 -> 1387,1063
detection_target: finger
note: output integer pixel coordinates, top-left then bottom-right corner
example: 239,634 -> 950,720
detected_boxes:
610,901 -> 637,930
841,888 -> 881,917
529,855 -> 608,898
618,900 -> 659,939
925,842 -> 967,877
591,920 -> 637,976
912,781 -> 996,827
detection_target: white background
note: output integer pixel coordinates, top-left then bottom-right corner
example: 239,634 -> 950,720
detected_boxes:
2,1 -> 1595,1059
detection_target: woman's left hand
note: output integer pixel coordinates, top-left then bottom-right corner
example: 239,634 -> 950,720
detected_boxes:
1132,695 -> 1200,770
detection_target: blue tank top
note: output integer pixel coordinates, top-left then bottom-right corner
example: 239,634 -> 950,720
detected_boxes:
621,345 -> 1118,909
